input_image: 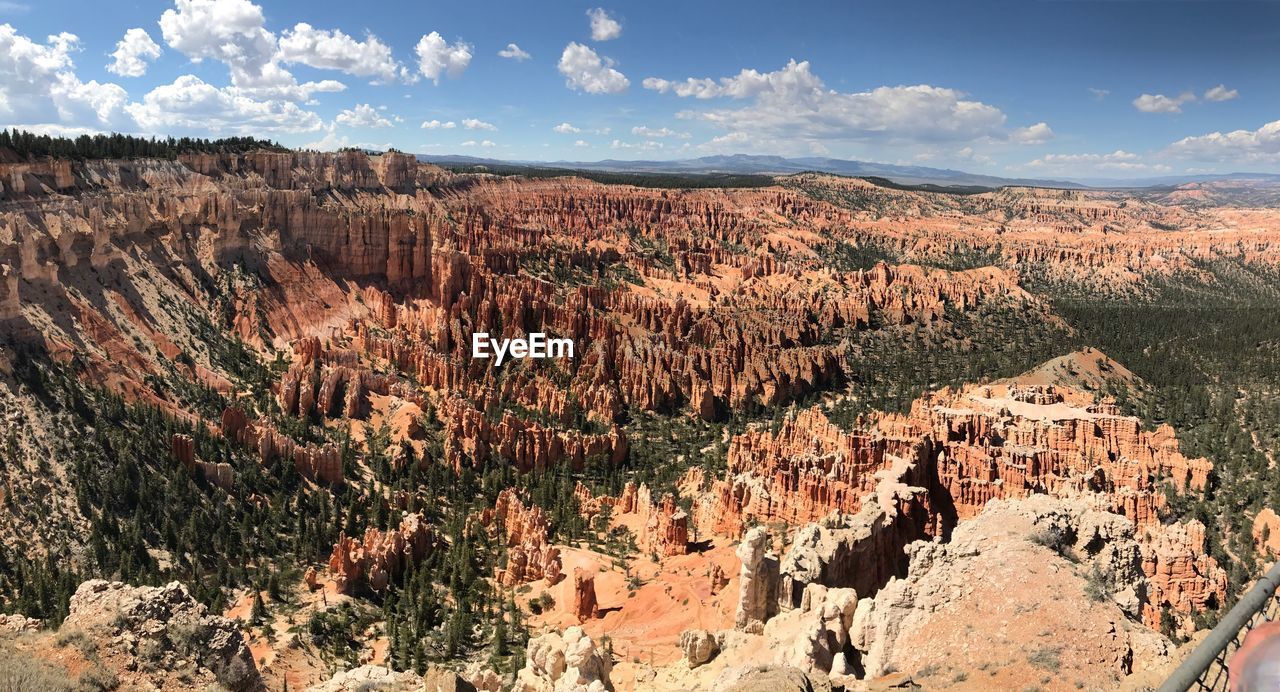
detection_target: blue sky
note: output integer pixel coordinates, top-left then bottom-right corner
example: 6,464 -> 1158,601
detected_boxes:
3,0 -> 1279,178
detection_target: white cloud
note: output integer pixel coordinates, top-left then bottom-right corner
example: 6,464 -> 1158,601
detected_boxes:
1088,87 -> 1110,101
611,139 -> 663,151
462,117 -> 496,130
642,76 -> 723,99
1025,149 -> 1166,172
0,25 -> 129,127
655,60 -> 1006,148
553,122 -> 581,133
954,146 -> 994,166
421,119 -> 456,129
574,139 -> 590,147
631,125 -> 689,139
460,139 -> 496,148
498,43 -> 530,61
160,0 -> 277,86
1166,120 -> 1280,163
587,8 -> 621,41
107,28 -> 161,77
277,23 -> 408,83
416,31 -> 472,84
335,103 -> 392,128
159,0 -> 354,101
126,74 -> 323,134
302,124 -> 390,152
1133,92 -> 1196,114
558,42 -> 628,94
1010,122 -> 1054,144
1204,84 -> 1239,102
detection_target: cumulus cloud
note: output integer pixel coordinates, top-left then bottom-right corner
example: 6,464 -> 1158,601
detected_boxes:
1204,84 -> 1239,102
460,139 -> 495,147
1088,87 -> 1110,101
278,23 -> 408,83
558,42 -> 628,94
416,32 -> 472,84
160,0 -> 276,85
1010,122 -> 1054,144
631,125 -> 689,139
421,119 -> 456,129
650,60 -> 1007,148
159,0 -> 353,101
1165,120 -> 1280,163
587,8 -> 621,41
0,24 -> 129,127
1133,92 -> 1196,114
462,118 -> 496,130
498,43 -> 530,61
335,103 -> 392,128
107,28 -> 162,77
553,122 -> 581,133
126,74 -> 323,134
574,139 -> 590,147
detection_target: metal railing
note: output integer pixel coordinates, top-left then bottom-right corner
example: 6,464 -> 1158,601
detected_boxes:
1159,560 -> 1280,691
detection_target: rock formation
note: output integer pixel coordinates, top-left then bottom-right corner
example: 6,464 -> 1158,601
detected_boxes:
577,481 -> 690,557
734,527 -> 778,633
679,629 -> 721,668
515,626 -> 613,692
61,579 -> 260,691
483,489 -> 563,586
327,513 -> 439,593
1254,507 -> 1280,559
571,567 -> 600,622
847,496 -> 1173,686
1141,519 -> 1229,634
170,433 -> 234,491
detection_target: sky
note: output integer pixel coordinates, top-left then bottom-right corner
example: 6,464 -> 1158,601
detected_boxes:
3,0 -> 1279,179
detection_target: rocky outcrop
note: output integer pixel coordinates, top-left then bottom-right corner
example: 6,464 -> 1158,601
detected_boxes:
171,433 -> 234,491
921,384 -> 1212,529
61,579 -> 261,691
1253,508 -> 1280,559
327,513 -> 439,593
0,613 -> 40,632
679,629 -> 721,668
483,489 -> 563,586
577,481 -> 690,557
1141,520 -> 1229,634
308,665 -> 430,692
763,585 -> 859,686
222,407 -> 343,485
847,496 -> 1173,686
714,665 -> 833,692
571,567 -> 600,622
735,527 -> 778,633
691,407 -> 937,540
515,626 -> 613,692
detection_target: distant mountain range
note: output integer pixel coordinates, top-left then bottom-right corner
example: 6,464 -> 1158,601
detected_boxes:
416,153 -> 1280,191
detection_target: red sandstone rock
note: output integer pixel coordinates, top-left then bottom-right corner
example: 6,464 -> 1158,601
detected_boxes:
571,567 -> 599,622
482,489 -> 563,586
327,513 -> 438,594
